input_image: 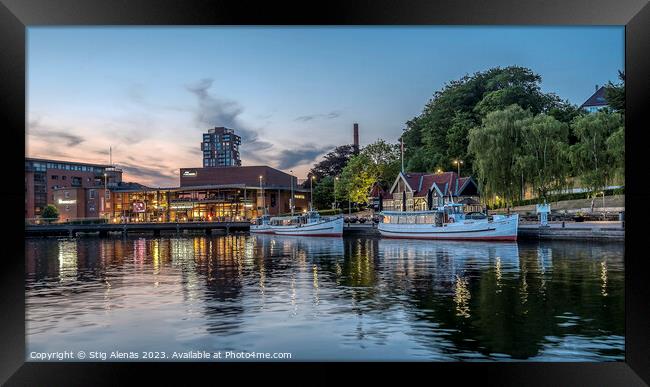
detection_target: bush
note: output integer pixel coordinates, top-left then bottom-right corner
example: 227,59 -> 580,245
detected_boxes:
40,205 -> 59,223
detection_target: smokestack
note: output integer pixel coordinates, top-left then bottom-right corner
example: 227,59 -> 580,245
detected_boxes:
353,123 -> 359,149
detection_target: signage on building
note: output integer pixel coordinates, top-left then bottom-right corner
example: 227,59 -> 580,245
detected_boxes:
170,202 -> 194,210
57,199 -> 77,204
295,194 -> 305,199
133,202 -> 146,213
182,170 -> 197,177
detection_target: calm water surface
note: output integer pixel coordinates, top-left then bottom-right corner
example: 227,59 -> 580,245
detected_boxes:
26,235 -> 624,361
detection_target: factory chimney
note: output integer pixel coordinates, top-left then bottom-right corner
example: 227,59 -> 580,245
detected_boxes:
353,123 -> 359,150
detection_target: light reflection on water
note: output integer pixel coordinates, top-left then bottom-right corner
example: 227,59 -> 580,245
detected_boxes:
25,235 -> 624,361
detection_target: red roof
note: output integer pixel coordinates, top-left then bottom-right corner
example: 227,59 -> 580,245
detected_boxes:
398,171 -> 476,197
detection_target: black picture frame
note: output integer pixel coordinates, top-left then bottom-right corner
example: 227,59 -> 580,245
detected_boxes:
2,0 -> 649,385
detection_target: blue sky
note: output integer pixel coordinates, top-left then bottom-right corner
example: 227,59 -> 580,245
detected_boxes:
26,26 -> 624,187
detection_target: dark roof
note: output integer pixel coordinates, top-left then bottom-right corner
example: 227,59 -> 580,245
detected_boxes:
580,86 -> 608,108
25,157 -> 111,168
395,171 -> 477,198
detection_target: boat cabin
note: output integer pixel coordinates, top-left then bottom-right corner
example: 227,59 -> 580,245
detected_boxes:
382,204 -> 467,225
270,211 -> 321,226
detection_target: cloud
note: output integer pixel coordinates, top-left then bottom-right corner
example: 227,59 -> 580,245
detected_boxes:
186,78 -> 244,129
186,78 -> 276,157
294,111 -> 341,122
28,119 -> 85,147
274,144 -> 332,170
118,162 -> 177,183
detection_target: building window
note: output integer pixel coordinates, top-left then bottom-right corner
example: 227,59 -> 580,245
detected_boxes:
51,175 -> 58,180
64,191 -> 70,198
62,176 -> 66,180
89,189 -> 95,199
72,177 -> 82,187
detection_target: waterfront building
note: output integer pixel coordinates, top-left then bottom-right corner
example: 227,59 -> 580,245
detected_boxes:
25,157 -> 122,218
105,166 -> 309,222
201,127 -> 242,167
381,171 -> 480,212
580,85 -> 609,113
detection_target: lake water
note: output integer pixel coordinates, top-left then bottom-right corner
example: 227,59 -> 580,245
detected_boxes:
25,234 -> 624,361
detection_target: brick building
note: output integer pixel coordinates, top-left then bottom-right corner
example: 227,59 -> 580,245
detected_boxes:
25,157 -> 121,218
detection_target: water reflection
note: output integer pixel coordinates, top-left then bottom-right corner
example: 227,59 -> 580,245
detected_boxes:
25,235 -> 624,361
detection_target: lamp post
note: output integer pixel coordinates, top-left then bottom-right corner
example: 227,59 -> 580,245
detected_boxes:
259,175 -> 265,216
289,170 -> 294,216
453,159 -> 464,176
310,175 -> 315,212
334,176 -> 338,211
103,172 -> 108,219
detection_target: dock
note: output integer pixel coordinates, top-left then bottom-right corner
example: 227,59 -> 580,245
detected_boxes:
25,221 -> 251,237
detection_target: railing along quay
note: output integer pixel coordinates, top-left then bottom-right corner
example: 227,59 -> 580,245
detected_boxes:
25,219 -> 251,237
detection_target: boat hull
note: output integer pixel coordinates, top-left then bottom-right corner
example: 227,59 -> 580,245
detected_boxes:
250,225 -> 275,234
378,214 -> 518,241
271,217 -> 344,237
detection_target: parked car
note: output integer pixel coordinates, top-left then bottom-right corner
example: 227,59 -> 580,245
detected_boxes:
346,216 -> 358,223
358,217 -> 367,224
372,215 -> 381,224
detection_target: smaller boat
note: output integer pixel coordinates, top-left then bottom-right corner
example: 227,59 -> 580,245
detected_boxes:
250,214 -> 274,234
270,211 -> 344,237
378,203 -> 518,241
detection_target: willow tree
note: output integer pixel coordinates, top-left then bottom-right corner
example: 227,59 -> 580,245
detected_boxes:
570,111 -> 623,209
518,114 -> 571,200
468,105 -> 532,209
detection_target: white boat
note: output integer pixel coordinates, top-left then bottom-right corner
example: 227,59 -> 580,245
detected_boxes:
270,211 -> 344,237
250,214 -> 274,234
378,203 -> 518,241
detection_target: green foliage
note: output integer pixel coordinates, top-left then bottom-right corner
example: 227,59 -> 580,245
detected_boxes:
336,153 -> 379,205
606,125 -> 624,180
360,139 -> 401,188
312,176 -> 335,210
468,104 -> 532,208
518,114 -> 571,199
41,205 -> 59,222
604,70 -> 625,114
309,145 -> 357,181
570,111 -> 623,194
402,66 -> 575,175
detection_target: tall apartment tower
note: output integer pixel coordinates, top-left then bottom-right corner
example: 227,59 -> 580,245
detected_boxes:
353,123 -> 359,149
200,127 -> 242,167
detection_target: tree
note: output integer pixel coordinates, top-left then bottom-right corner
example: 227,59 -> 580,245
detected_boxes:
468,105 -> 532,209
518,114 -> 571,200
360,139 -> 401,189
606,125 -> 624,183
335,154 -> 379,206
570,111 -> 623,210
402,66 -> 574,175
309,145 -> 357,181
312,176 -> 335,210
604,70 -> 625,114
41,205 -> 59,223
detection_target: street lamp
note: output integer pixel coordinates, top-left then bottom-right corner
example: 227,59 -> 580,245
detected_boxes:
259,175 -> 264,216
334,176 -> 339,211
310,175 -> 315,212
289,170 -> 294,216
452,159 -> 464,176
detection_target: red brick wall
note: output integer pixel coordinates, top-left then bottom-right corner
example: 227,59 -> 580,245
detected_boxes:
180,166 -> 297,188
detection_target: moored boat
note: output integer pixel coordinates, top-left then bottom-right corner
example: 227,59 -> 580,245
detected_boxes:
270,211 -> 344,237
378,203 -> 518,241
250,214 -> 274,234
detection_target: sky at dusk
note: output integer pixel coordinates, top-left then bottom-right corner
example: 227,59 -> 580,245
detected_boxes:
27,26 -> 624,187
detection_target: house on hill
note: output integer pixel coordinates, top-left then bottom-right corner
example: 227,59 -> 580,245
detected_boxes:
377,171 -> 481,213
580,85 -> 609,113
